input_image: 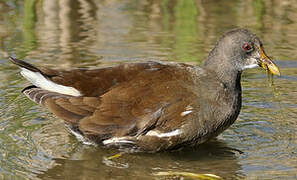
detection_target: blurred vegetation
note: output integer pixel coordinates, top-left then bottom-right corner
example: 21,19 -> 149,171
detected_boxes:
21,0 -> 37,57
0,0 -> 296,62
172,0 -> 199,62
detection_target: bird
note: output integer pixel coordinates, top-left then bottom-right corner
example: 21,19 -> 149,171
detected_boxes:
10,28 -> 280,152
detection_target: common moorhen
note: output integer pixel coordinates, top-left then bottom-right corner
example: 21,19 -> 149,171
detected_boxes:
10,28 -> 280,152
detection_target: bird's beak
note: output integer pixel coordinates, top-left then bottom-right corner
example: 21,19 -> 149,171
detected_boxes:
258,46 -> 281,76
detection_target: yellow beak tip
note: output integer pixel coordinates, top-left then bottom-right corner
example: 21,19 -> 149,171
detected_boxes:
258,46 -> 281,76
267,64 -> 281,76
260,61 -> 280,76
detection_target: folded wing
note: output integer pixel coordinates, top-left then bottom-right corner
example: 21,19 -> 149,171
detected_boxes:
11,57 -> 200,149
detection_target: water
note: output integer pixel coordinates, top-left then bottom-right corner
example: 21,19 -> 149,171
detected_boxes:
0,0 -> 297,179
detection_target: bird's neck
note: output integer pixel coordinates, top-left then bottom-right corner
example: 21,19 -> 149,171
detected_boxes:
202,52 -> 242,91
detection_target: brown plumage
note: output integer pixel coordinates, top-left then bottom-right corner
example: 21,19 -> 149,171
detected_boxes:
10,28 -> 280,152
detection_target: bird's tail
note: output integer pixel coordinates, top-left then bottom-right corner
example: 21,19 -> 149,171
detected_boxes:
10,56 -> 81,97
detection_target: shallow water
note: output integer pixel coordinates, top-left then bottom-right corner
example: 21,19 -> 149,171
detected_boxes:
0,0 -> 297,179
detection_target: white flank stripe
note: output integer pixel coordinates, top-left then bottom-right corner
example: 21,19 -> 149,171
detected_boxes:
103,137 -> 134,145
180,110 -> 192,116
65,125 -> 95,145
20,68 -> 81,96
146,129 -> 181,138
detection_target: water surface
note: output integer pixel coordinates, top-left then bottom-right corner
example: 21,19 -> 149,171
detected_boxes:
0,0 -> 297,179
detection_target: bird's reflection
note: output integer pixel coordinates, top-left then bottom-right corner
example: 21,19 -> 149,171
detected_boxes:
37,139 -> 244,180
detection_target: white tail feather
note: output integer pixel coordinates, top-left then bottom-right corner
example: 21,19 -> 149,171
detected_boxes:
20,68 -> 81,97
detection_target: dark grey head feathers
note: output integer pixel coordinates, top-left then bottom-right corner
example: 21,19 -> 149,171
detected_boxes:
203,28 -> 265,84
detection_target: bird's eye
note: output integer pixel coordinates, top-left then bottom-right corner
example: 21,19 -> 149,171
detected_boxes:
242,43 -> 253,52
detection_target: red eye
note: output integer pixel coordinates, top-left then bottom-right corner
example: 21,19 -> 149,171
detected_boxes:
242,43 -> 253,52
